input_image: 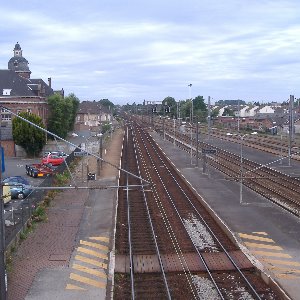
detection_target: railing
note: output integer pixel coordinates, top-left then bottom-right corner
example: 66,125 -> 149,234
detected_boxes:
4,148 -> 79,248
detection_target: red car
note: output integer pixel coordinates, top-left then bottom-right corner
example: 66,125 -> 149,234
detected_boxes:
42,153 -> 65,166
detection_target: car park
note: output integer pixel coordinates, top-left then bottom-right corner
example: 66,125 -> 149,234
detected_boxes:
2,176 -> 32,200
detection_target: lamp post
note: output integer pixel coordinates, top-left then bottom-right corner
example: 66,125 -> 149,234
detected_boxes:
227,131 -> 257,204
97,133 -> 103,176
188,84 -> 193,124
190,122 -> 193,166
196,118 -> 199,167
173,117 -> 176,147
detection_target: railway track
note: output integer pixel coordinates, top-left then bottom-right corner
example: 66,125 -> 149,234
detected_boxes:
114,122 -> 283,299
150,118 -> 300,218
152,117 -> 300,160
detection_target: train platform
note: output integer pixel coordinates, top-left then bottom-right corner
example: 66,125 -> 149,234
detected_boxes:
150,130 -> 300,300
7,129 -> 123,300
6,125 -> 300,299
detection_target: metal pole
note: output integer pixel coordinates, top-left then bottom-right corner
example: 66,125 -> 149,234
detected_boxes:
173,118 -> 175,147
237,99 -> 240,133
208,96 -> 211,142
0,114 -> 7,299
280,128 -> 283,165
163,117 -> 165,140
288,95 -> 294,166
100,134 -> 103,169
188,83 -> 192,123
97,132 -> 103,176
190,123 -> 193,165
196,118 -> 199,167
240,135 -> 244,204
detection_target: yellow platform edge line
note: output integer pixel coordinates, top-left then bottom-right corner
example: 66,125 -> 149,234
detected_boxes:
75,255 -> 108,269
77,247 -> 108,260
253,250 -> 292,258
245,242 -> 283,251
66,283 -> 86,291
269,266 -> 300,274
276,273 -> 300,279
263,258 -> 300,267
73,263 -> 107,279
89,236 -> 109,243
70,273 -> 106,288
239,233 -> 274,243
80,240 -> 109,252
252,232 -> 268,236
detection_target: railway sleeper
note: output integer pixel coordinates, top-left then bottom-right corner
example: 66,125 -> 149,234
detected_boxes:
115,250 -> 254,273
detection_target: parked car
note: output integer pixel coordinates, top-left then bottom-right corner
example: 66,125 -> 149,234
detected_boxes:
42,153 -> 65,166
2,176 -> 32,200
26,163 -> 56,178
43,151 -> 68,158
50,151 -> 68,158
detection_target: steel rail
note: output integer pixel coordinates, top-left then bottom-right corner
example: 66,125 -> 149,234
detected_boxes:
124,126 -> 135,299
131,126 -> 172,299
162,125 -> 300,216
135,126 -> 199,299
142,126 -> 262,300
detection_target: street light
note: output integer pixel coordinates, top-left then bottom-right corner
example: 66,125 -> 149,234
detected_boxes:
188,84 -> 193,124
97,133 -> 103,176
173,117 -> 176,147
227,131 -> 257,204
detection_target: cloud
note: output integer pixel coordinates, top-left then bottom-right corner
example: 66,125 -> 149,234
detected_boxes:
1,0 -> 300,103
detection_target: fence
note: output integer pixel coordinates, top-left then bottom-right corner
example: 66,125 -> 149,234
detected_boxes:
4,148 -> 79,248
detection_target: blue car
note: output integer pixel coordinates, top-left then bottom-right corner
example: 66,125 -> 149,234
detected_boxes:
2,176 -> 32,200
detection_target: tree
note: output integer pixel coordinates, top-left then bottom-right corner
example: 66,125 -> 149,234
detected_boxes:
47,93 -> 80,139
65,93 -> 80,131
222,107 -> 234,116
193,96 -> 207,122
47,94 -> 65,138
161,96 -> 176,116
101,121 -> 112,134
12,112 -> 46,157
98,98 -> 116,115
99,99 -> 114,110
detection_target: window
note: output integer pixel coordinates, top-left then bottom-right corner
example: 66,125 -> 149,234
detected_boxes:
3,89 -> 12,96
27,108 -> 32,114
1,108 -> 11,121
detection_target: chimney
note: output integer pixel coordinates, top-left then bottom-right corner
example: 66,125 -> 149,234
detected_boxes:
48,77 -> 52,88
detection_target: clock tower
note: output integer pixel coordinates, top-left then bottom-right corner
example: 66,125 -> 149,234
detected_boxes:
8,42 -> 31,79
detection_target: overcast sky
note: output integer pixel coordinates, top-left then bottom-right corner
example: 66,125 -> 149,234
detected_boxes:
1,0 -> 299,105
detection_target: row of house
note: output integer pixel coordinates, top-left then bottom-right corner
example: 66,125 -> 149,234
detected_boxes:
0,43 -> 112,157
213,104 -> 300,135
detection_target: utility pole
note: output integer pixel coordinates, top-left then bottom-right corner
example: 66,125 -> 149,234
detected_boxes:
196,117 -> 199,167
237,99 -> 240,133
208,96 -> 211,141
288,95 -> 294,166
0,113 -> 7,299
188,84 -> 193,123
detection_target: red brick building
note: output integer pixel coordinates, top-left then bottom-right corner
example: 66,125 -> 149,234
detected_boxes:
0,43 -> 59,156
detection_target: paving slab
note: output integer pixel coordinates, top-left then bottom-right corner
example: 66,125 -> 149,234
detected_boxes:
7,129 -> 123,300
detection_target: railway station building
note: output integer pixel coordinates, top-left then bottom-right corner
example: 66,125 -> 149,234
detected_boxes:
0,42 -> 63,156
